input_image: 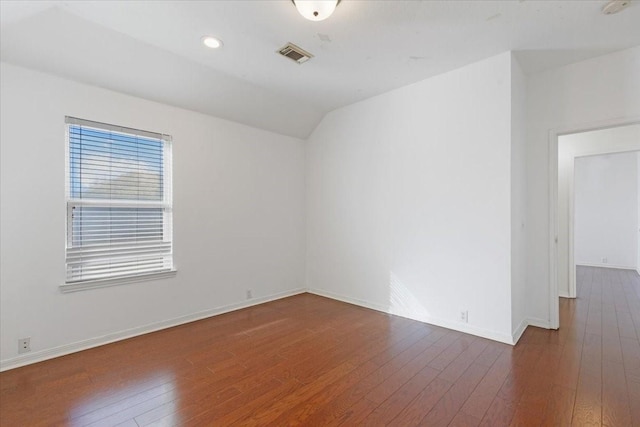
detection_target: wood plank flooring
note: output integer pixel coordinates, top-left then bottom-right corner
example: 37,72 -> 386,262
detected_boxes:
1,266 -> 639,426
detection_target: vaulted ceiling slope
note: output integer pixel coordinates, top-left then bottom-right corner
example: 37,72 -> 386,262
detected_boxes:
2,1 -> 639,138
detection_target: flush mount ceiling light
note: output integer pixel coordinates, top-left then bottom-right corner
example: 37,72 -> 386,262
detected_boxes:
292,0 -> 341,21
201,36 -> 223,49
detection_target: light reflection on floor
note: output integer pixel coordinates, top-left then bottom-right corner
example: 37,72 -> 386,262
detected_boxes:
235,318 -> 289,336
69,371 -> 176,426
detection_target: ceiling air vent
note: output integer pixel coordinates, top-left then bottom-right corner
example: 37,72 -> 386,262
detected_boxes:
278,43 -> 314,64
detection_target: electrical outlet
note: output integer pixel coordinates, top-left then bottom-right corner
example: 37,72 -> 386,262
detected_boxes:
460,310 -> 468,323
18,337 -> 31,354
246,289 -> 253,299
602,257 -> 608,264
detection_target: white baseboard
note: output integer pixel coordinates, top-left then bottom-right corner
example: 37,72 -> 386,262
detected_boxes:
512,319 -> 528,344
0,288 -> 305,372
558,291 -> 571,298
308,287 -> 390,313
0,286 -> 565,371
576,263 -> 636,271
510,317 -> 556,343
527,317 -> 551,329
307,288 -> 516,345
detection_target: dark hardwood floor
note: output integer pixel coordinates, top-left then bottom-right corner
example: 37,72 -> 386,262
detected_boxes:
1,266 -> 639,426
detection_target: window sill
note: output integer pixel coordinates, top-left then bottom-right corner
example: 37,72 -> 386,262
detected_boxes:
60,270 -> 177,293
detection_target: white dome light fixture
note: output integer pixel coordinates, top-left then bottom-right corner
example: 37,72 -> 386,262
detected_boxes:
292,0 -> 341,22
201,36 -> 223,49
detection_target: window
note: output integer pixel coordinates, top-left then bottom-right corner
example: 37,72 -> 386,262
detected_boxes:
64,117 -> 173,290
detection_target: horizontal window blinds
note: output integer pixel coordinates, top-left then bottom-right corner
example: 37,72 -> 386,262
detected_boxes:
65,117 -> 173,284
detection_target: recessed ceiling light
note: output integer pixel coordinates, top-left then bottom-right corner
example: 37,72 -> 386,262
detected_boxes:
201,36 -> 223,49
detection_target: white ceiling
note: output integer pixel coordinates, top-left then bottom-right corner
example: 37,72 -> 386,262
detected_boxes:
1,1 -> 639,138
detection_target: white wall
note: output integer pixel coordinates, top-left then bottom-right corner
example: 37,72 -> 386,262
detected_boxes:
511,57 -> 528,337
306,52 -> 517,343
638,152 -> 640,274
526,46 -> 640,325
0,63 -> 306,369
557,124 -> 640,295
574,152 -> 638,269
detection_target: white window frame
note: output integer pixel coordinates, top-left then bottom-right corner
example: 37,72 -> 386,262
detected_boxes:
61,117 -> 175,292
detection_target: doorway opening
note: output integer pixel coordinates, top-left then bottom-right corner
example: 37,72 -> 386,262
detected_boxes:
549,120 -> 640,329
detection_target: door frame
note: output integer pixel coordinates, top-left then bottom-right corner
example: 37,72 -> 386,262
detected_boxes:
548,116 -> 640,330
